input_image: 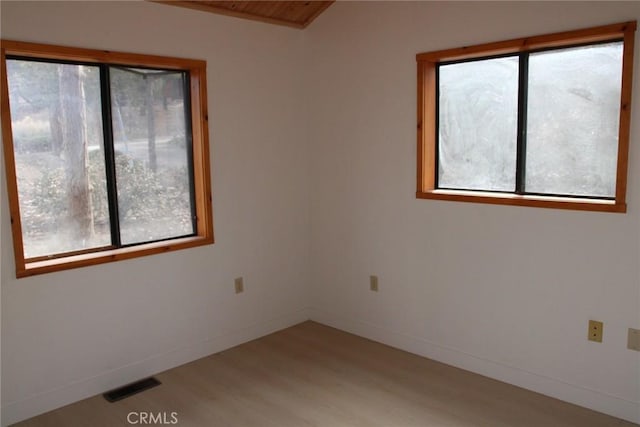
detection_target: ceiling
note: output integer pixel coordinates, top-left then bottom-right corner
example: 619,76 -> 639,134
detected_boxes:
150,1 -> 335,29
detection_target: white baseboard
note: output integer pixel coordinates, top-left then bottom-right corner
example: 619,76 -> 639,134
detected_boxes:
308,308 -> 640,425
1,307 -> 311,426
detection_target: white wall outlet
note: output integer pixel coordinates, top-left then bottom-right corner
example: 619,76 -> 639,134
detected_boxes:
628,328 -> 640,351
588,320 -> 603,343
370,275 -> 379,292
234,277 -> 244,294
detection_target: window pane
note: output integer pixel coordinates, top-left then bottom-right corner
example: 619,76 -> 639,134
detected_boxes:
110,67 -> 194,245
438,56 -> 519,191
526,42 -> 623,197
6,59 -> 110,258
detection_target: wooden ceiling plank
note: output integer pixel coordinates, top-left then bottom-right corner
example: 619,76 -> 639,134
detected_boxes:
149,0 -> 334,29
149,0 -> 304,28
300,1 -> 333,28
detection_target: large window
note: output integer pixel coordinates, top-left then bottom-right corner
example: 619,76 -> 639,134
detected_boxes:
416,22 -> 636,212
1,41 -> 213,277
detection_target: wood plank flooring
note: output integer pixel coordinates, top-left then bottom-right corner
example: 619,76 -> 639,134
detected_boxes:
14,321 -> 638,426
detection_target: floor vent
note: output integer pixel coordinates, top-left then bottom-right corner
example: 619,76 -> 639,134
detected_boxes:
103,377 -> 161,402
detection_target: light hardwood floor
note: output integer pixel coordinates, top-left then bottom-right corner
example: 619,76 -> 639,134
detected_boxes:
14,321 -> 638,426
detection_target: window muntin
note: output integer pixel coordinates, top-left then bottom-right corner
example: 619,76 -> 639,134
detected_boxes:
1,40 -> 213,277
416,21 -> 636,212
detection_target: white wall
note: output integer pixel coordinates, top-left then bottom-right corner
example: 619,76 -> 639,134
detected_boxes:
0,1 -> 311,425
306,1 -> 640,424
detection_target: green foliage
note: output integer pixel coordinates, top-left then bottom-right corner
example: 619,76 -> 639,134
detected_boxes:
19,163 -> 66,236
20,150 -> 192,242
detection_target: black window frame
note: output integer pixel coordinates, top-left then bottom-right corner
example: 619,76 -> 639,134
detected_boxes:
1,39 -> 214,278
5,55 -> 199,261
416,21 -> 636,213
433,39 -> 623,200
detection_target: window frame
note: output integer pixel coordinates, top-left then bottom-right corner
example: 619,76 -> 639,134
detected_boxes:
1,40 -> 214,278
416,21 -> 636,212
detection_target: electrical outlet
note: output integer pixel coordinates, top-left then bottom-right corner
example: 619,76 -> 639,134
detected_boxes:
234,277 -> 244,294
588,320 -> 603,343
628,328 -> 640,351
370,275 -> 378,292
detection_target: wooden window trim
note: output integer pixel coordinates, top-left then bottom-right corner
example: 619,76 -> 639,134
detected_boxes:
416,21 -> 636,213
1,40 -> 214,278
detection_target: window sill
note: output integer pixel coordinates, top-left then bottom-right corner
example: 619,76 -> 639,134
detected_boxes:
18,236 -> 214,278
416,189 -> 626,213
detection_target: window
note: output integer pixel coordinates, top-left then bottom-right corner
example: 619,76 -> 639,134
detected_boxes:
416,21 -> 636,212
1,40 -> 213,277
